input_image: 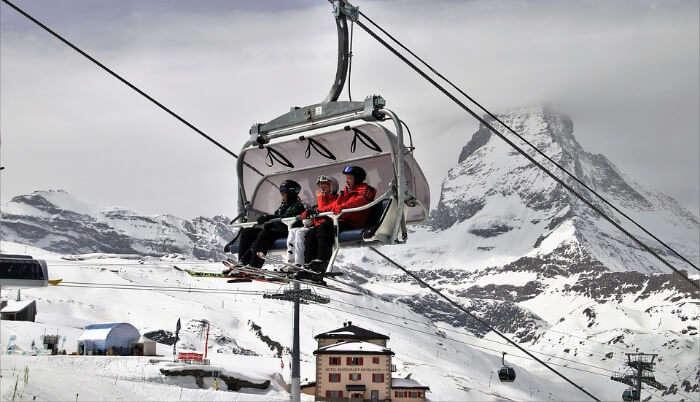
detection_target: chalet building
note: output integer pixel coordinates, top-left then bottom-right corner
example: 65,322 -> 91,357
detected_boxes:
308,321 -> 429,401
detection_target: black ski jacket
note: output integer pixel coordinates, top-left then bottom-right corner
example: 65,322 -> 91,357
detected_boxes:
257,197 -> 305,232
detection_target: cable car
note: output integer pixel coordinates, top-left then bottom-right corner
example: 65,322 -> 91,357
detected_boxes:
225,1 -> 429,274
622,388 -> 639,401
498,352 -> 516,382
0,254 -> 49,288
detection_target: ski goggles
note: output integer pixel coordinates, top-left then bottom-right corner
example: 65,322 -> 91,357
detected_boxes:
317,175 -> 333,183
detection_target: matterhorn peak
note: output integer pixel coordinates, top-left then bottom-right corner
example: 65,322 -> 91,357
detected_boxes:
429,106 -> 698,273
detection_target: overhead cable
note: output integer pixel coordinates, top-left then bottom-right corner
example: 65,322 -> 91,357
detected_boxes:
0,0 -> 268,179
369,246 -> 601,401
354,19 -> 698,290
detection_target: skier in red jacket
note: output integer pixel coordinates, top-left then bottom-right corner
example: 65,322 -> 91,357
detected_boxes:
286,175 -> 338,265
301,166 -> 376,279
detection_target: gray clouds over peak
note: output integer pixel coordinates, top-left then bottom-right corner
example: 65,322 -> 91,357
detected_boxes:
1,0 -> 698,219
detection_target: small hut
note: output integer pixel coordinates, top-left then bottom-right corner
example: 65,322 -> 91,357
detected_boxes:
0,300 -> 37,322
130,336 -> 157,356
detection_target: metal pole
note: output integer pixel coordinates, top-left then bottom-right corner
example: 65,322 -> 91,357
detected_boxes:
635,361 -> 642,401
0,166 -> 4,253
204,322 -> 210,360
291,282 -> 301,402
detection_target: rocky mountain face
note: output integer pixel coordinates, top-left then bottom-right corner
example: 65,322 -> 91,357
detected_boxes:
0,190 -> 234,260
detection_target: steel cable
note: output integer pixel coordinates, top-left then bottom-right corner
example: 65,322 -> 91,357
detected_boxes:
353,18 -> 698,290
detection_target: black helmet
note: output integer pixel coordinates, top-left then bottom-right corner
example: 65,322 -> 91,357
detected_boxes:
342,165 -> 366,183
279,180 -> 301,195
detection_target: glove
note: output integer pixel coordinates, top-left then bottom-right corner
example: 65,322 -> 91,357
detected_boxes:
256,215 -> 272,224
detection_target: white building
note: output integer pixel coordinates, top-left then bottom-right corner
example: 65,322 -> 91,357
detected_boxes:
130,335 -> 157,356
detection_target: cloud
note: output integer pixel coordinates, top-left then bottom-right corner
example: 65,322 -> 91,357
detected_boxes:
1,0 -> 697,219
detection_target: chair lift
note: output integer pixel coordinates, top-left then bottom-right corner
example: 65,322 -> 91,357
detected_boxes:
498,352 -> 516,382
0,254 -> 49,288
225,0 -> 430,274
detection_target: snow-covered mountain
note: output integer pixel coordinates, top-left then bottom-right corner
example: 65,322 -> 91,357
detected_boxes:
0,190 -> 234,260
429,106 -> 698,274
1,107 -> 698,401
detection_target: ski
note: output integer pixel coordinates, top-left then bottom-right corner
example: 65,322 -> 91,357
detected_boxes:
222,260 -> 360,296
180,267 -> 287,284
262,258 -> 357,288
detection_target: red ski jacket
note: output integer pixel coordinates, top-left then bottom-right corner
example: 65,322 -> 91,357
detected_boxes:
331,183 -> 377,229
301,192 -> 338,226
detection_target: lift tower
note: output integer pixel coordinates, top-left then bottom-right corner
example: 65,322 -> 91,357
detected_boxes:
610,353 -> 666,401
264,285 -> 330,402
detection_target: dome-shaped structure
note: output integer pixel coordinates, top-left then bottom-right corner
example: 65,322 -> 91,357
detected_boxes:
77,323 -> 140,356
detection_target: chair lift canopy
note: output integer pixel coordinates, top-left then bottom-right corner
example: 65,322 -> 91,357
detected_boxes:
237,120 -> 430,226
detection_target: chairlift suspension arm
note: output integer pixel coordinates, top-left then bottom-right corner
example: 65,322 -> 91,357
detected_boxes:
325,1 -> 348,103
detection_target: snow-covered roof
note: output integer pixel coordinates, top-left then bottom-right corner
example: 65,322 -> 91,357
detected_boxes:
78,323 -> 138,341
392,377 -> 430,390
0,300 -> 35,313
314,341 -> 394,355
314,323 -> 389,340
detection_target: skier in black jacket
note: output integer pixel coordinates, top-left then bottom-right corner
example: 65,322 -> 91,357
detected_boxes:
233,180 -> 306,268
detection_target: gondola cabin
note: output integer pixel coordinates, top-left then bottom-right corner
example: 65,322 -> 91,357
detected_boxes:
498,366 -> 516,382
498,352 -> 516,382
622,388 -> 639,401
0,254 -> 49,288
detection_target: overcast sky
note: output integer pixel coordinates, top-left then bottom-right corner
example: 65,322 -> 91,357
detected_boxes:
1,0 -> 698,219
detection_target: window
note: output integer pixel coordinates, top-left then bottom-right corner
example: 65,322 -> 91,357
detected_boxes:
347,357 -> 364,366
0,260 -> 43,280
35,263 -> 43,280
351,393 -> 363,399
409,391 -> 422,397
329,357 -> 341,365
372,373 -> 384,383
372,357 -> 380,364
349,373 -> 361,381
329,373 -> 341,383
326,390 -> 343,399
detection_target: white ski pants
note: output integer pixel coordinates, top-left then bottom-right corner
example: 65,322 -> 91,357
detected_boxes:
287,226 -> 312,265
